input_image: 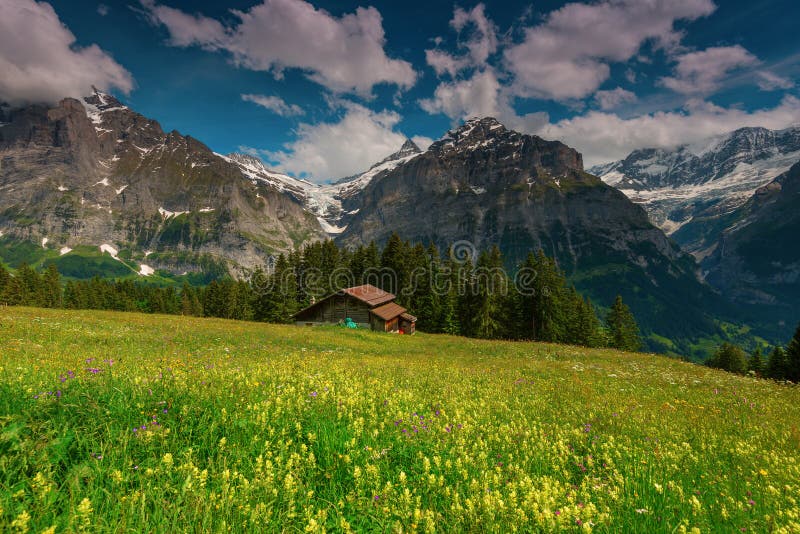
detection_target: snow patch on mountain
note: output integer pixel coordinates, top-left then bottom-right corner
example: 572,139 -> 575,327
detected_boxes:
591,125 -> 800,255
99,244 -> 119,259
220,139 -> 422,235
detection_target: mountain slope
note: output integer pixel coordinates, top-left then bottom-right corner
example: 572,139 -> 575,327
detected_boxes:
337,117 -> 729,352
702,161 -> 800,335
590,126 -> 800,257
0,90 -> 324,279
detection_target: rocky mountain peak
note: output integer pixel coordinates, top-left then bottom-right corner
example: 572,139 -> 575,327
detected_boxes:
397,138 -> 421,157
436,117 -> 507,147
84,87 -> 125,112
227,152 -> 266,169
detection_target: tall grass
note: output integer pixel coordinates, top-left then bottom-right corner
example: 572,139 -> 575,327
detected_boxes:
0,307 -> 798,532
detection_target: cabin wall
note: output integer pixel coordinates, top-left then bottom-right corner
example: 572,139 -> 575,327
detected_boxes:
400,319 -> 416,334
294,295 -> 372,327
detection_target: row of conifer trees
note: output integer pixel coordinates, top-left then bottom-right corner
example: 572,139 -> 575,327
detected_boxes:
707,334 -> 800,382
0,236 -> 641,351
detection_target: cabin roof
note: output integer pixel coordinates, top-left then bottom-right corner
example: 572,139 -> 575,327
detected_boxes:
370,302 -> 407,321
400,312 -> 417,322
291,284 -> 397,319
341,284 -> 395,307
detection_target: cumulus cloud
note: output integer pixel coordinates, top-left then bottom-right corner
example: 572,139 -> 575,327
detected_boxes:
593,88 -> 637,110
0,0 -> 133,106
241,93 -> 304,117
265,102 -> 412,181
97,3 -> 109,16
659,45 -> 759,94
420,69 -> 506,120
537,95 -> 800,166
425,4 -> 497,77
756,70 -> 795,91
141,0 -> 416,96
503,0 -> 716,100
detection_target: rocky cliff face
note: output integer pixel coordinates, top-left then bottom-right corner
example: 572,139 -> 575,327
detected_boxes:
701,161 -> 800,334
590,126 -> 800,256
0,90 -> 323,277
338,117 -> 723,345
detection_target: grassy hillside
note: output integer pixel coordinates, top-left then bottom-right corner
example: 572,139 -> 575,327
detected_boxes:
0,308 -> 798,532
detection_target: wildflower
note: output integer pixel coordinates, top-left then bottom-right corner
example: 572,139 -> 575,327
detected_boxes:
77,498 -> 93,516
11,510 -> 30,532
310,391 -> 318,397
162,453 -> 174,467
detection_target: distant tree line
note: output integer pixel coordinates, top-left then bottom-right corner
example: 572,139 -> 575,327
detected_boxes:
0,235 -> 642,351
707,326 -> 800,383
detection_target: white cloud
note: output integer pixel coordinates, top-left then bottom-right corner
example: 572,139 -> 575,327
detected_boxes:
241,93 -> 304,117
424,3 -> 497,77
420,69 -> 506,120
593,87 -> 637,110
411,135 -> 434,151
503,0 -> 716,100
97,3 -> 109,16
140,1 -> 226,49
0,0 -> 133,106
142,0 -> 416,96
536,95 -> 800,166
265,102 -> 411,181
756,70 -> 795,91
659,45 -> 759,94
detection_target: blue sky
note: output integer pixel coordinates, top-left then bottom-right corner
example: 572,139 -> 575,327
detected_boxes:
2,0 -> 799,182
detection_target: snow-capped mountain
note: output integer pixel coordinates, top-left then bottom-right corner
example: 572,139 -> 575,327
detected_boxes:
337,117 -> 727,347
223,139 -> 422,234
589,126 -> 800,256
0,88 -> 323,278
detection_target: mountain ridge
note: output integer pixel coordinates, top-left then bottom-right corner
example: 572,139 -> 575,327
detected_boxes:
0,89 -> 324,279
589,125 -> 800,255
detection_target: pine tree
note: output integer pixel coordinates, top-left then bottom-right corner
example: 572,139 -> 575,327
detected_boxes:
380,233 -> 407,297
785,323 -> 800,382
42,264 -> 62,308
748,348 -> 764,376
708,343 -> 748,374
17,263 -> 44,306
571,295 -> 605,348
435,247 -> 461,335
766,347 -> 788,380
271,254 -> 299,322
471,247 -> 507,339
1,274 -> 24,306
0,263 -> 9,300
606,295 -> 642,352
203,280 -> 224,317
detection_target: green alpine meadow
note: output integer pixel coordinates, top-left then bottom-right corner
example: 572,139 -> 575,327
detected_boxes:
1,307 -> 799,533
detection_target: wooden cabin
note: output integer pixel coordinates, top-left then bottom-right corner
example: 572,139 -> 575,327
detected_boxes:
292,284 -> 417,333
